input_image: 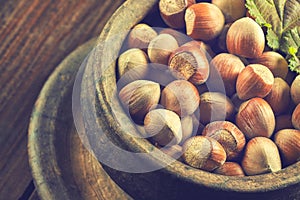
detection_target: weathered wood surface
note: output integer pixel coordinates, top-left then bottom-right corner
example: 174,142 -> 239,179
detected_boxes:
28,38 -> 131,200
0,1 -> 123,199
28,190 -> 40,200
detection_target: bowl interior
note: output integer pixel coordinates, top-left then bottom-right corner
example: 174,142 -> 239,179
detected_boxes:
84,0 -> 300,196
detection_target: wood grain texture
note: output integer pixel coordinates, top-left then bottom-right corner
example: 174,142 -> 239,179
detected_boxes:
29,190 -> 40,200
0,0 -> 123,199
28,38 -> 131,200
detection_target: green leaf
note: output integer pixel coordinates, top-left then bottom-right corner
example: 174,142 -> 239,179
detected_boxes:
266,28 -> 280,50
287,53 -> 300,73
280,27 -> 300,73
289,47 -> 298,55
246,0 -> 300,74
246,0 -> 283,35
280,28 -> 300,53
282,0 -> 300,32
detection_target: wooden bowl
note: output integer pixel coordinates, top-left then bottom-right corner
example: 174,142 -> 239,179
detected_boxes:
28,39 -> 131,200
84,0 -> 300,199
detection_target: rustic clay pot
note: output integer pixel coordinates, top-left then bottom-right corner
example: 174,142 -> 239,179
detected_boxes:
83,0 -> 300,199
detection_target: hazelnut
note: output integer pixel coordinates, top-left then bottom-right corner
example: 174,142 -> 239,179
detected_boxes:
199,92 -> 235,125
202,121 -> 246,160
182,40 -> 216,58
212,0 -> 246,23
185,3 -> 225,41
118,48 -> 148,77
127,23 -> 157,50
249,51 -> 289,79
264,77 -> 290,115
161,80 -> 200,117
117,63 -> 177,89
208,53 -> 245,96
182,136 -> 227,171
213,162 -> 245,177
168,45 -> 210,85
291,75 -> 300,104
159,0 -> 195,29
226,17 -> 265,58
117,64 -> 150,89
236,98 -> 275,139
160,28 -> 192,46
292,104 -> 300,130
236,64 -> 274,100
148,34 -> 179,65
119,80 -> 161,123
144,109 -> 182,146
242,137 -> 282,176
274,114 -> 293,132
274,129 -> 300,166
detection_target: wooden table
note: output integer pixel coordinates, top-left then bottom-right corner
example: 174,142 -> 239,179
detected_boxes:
0,1 -> 124,199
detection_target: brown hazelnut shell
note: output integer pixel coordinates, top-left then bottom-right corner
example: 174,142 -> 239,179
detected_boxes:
185,3 -> 225,41
236,64 -> 274,100
199,92 -> 235,125
159,0 -> 196,29
202,121 -> 246,160
212,0 -> 246,23
226,17 -> 265,58
168,45 -> 210,85
249,51 -> 289,79
182,136 -> 226,171
242,137 -> 281,176
127,23 -> 157,50
274,129 -> 300,166
161,80 -> 200,117
291,75 -> 300,105
236,98 -> 275,139
208,53 -> 245,96
292,104 -> 300,130
264,77 -> 290,116
213,162 -> 245,176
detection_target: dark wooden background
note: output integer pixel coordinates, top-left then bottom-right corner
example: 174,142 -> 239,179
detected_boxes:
0,1 -> 124,199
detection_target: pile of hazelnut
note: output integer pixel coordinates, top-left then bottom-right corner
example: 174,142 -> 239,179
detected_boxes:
117,0 -> 300,176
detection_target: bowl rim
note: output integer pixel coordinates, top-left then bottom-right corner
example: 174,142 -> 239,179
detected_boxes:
28,38 -> 132,200
90,0 -> 300,194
